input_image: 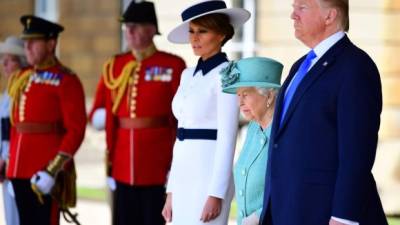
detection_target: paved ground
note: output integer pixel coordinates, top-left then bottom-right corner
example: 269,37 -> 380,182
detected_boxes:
0,126 -> 237,225
0,187 -> 235,225
1,123 -> 399,224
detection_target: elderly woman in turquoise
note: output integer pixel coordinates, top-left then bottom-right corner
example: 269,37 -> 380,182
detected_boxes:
221,57 -> 283,225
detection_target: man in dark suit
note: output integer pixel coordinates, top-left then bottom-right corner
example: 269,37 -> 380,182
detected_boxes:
260,0 -> 388,225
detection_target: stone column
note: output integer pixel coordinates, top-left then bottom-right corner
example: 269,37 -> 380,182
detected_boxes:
376,0 -> 400,215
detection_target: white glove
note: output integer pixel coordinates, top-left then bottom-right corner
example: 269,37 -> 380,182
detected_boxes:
30,171 -> 55,194
242,212 -> 259,225
107,176 -> 116,191
91,108 -> 106,130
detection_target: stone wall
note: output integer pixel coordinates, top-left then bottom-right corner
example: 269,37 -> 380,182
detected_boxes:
58,0 -> 120,97
0,0 -> 34,91
0,0 -> 121,97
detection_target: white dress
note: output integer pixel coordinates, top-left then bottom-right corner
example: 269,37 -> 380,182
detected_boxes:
167,61 -> 239,225
0,90 -> 20,225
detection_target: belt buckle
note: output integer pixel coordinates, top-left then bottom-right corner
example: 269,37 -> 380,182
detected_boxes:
177,128 -> 185,141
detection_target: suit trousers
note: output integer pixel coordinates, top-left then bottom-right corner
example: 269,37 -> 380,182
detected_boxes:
113,182 -> 165,225
263,202 -> 274,225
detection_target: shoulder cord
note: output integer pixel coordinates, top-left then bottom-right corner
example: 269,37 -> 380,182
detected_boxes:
102,58 -> 139,114
7,69 -> 34,125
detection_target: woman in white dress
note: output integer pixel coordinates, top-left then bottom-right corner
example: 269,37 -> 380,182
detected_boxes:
0,36 -> 27,225
162,1 -> 250,225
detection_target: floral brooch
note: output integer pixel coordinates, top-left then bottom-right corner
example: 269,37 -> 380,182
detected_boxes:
220,61 -> 240,88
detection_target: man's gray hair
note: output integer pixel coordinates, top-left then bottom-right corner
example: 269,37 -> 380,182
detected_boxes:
319,0 -> 349,31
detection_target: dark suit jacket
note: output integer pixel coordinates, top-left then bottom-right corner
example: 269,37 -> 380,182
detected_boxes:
260,35 -> 388,225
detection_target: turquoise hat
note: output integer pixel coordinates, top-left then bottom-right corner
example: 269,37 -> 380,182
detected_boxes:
221,57 -> 283,94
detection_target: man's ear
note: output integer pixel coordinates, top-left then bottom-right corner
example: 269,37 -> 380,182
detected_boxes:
325,8 -> 338,25
218,33 -> 226,45
146,24 -> 157,36
46,39 -> 57,54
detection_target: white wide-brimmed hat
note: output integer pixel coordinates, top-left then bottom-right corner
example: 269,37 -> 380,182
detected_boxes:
0,36 -> 25,56
168,0 -> 250,43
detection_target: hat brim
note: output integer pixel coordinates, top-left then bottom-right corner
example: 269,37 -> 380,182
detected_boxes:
0,43 -> 25,56
20,33 -> 48,40
223,82 -> 281,94
168,8 -> 250,43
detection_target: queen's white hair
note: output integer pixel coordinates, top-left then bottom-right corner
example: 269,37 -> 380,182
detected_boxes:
255,87 -> 278,97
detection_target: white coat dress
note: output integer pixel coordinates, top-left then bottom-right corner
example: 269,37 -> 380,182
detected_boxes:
167,60 -> 239,225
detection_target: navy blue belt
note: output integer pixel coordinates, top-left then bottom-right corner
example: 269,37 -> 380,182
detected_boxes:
1,117 -> 10,141
176,128 -> 217,141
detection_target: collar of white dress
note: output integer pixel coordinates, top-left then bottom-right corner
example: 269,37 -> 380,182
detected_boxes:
194,52 -> 228,76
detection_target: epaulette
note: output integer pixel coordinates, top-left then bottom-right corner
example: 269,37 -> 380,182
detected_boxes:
7,68 -> 26,91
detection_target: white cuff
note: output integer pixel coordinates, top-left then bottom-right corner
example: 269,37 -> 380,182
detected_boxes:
331,216 -> 359,225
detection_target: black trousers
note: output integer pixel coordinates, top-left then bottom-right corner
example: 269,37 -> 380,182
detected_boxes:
113,182 -> 166,225
11,179 -> 59,225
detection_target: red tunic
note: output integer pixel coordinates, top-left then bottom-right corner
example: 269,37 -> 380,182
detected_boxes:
92,50 -> 185,185
7,63 -> 87,179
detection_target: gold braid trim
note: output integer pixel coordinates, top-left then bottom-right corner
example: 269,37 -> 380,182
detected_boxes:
46,153 -> 71,177
8,69 -> 34,125
102,57 -> 138,114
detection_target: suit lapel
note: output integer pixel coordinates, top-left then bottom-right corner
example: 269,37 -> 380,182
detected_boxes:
275,35 -> 351,138
271,60 -> 302,137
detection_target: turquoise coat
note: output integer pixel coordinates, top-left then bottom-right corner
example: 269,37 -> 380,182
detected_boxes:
233,121 -> 271,225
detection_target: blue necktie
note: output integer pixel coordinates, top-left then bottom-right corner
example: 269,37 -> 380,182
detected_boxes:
280,50 -> 317,125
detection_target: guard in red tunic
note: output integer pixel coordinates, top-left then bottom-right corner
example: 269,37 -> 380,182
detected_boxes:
7,15 -> 86,225
89,1 -> 185,224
